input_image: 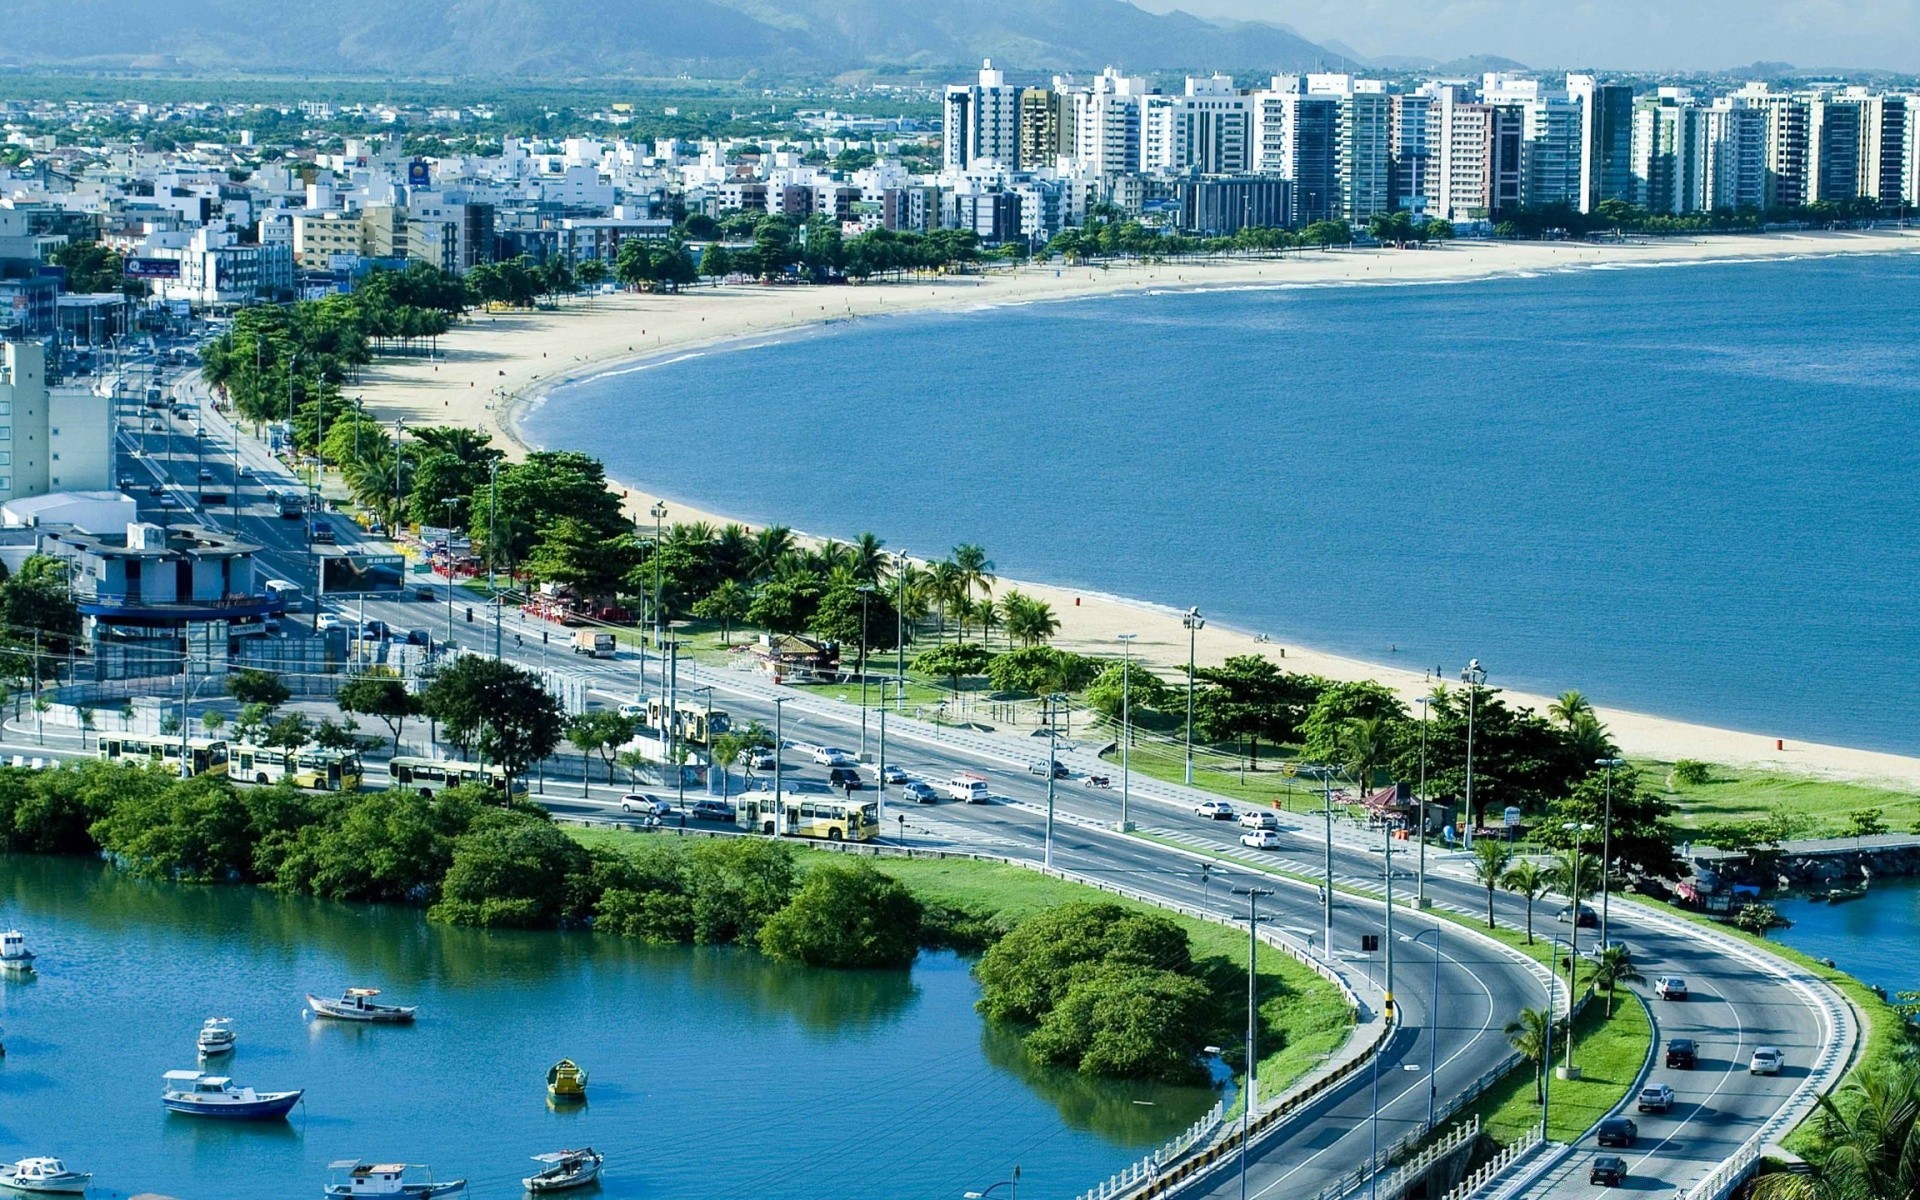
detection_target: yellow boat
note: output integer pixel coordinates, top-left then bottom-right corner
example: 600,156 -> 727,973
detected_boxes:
545,1059 -> 588,1103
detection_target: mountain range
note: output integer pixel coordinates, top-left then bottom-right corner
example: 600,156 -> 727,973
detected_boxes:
0,0 -> 1357,77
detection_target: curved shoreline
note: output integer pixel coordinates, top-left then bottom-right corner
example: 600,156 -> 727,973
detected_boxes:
358,232 -> 1920,787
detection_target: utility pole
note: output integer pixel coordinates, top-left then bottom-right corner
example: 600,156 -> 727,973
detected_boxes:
1044,692 -> 1063,869
1183,607 -> 1203,784
895,551 -> 907,713
489,458 -> 501,661
1462,660 -> 1486,849
1416,689 -> 1430,909
857,584 -> 873,759
769,695 -> 786,838
1117,632 -> 1136,832
1597,756 -> 1624,953
1322,767 -> 1334,959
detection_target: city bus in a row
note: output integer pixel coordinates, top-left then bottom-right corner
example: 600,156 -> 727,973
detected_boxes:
644,698 -> 732,745
732,791 -> 878,842
387,756 -> 523,796
231,744 -> 365,791
97,736 -> 230,778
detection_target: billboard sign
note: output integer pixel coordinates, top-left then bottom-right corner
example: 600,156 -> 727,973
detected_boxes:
124,257 -> 182,280
319,553 -> 406,595
407,159 -> 432,188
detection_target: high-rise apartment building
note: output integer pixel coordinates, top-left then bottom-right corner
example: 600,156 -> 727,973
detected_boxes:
1568,75 -> 1636,213
1141,76 -> 1252,176
1855,92 -> 1909,206
1073,68 -> 1147,176
1807,95 -> 1863,203
1704,96 -> 1770,210
1632,92 -> 1708,213
943,60 -> 1021,171
1388,94 -> 1432,213
1018,87 -> 1076,172
1252,77 -> 1339,224
1310,75 -> 1391,221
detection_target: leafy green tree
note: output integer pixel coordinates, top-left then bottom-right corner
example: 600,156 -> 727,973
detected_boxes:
1542,767 -> 1681,882
314,717 -> 359,750
1298,681 -> 1408,763
52,240 -> 127,294
429,813 -> 594,928
87,775 -> 258,882
686,837 -> 797,945
472,451 -> 627,572
1847,810 -> 1890,839
1084,663 -> 1173,721
1392,685 -> 1588,829
0,554 -> 82,674
809,582 -> 899,656
1025,963 -> 1216,1084
420,657 -> 565,791
525,517 -> 640,601
1192,656 -> 1322,766
758,862 -> 922,968
567,710 -> 638,791
746,574 -> 823,635
337,673 -> 422,757
1337,716 -> 1393,795
264,713 -> 315,753
226,669 -> 291,711
1751,1058 -> 1920,1200
975,902 -> 1191,1024
697,243 -> 732,281
913,643 -> 994,693
986,647 -> 1103,696
269,789 -> 485,903
691,579 -> 752,644
1471,839 -> 1514,929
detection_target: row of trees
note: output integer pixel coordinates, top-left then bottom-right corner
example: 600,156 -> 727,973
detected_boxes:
1491,197 -> 1902,241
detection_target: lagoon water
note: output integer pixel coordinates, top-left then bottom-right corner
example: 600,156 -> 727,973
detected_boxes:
0,856 -> 1211,1200
1772,875 -> 1920,1002
523,253 -> 1920,755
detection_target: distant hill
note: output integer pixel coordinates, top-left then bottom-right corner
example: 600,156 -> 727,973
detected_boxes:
0,0 -> 1354,77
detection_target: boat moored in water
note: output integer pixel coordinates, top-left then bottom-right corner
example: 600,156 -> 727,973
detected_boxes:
545,1059 -> 588,1102
0,930 -> 35,973
162,1070 -> 303,1119
0,1158 -> 90,1195
307,988 -> 417,1024
197,1017 -> 237,1056
324,1162 -> 465,1199
523,1149 -> 603,1193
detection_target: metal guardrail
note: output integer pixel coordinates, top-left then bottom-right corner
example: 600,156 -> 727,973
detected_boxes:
1078,1103 -> 1227,1200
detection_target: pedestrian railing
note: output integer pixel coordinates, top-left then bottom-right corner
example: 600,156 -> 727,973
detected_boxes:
1439,1128 -> 1542,1200
1076,1102 -> 1226,1200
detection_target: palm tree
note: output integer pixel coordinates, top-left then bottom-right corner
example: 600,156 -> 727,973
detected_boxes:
749,525 -> 796,580
1471,839 -> 1515,929
1548,689 -> 1594,729
999,590 -> 1061,647
1590,945 -> 1643,1016
1336,716 -> 1391,797
850,532 -> 887,583
1504,1007 -> 1557,1105
1548,848 -> 1602,909
713,523 -> 754,583
924,560 -> 965,641
1751,1058 -> 1920,1200
1501,860 -> 1550,944
952,543 -> 995,623
1567,711 -> 1616,761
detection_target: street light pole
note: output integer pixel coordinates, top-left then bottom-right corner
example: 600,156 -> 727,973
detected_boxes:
1461,660 -> 1486,849
1044,692 -> 1064,869
894,551 -> 907,713
1597,757 -> 1624,953
1416,689 -> 1430,910
1546,935 -> 1569,1138
1408,927 -> 1444,1132
439,496 -> 460,647
770,695 -> 787,838
650,500 -> 667,694
857,584 -> 873,759
1117,632 -> 1136,832
1322,767 -> 1334,960
1558,823 -> 1593,1080
1183,607 -> 1204,784
1233,885 -> 1275,1200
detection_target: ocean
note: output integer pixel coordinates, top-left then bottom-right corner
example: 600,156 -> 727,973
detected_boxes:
519,252 -> 1920,756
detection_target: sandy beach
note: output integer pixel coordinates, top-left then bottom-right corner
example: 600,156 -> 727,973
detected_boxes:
354,229 -> 1920,787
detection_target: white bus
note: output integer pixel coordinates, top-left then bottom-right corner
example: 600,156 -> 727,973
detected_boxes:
387,756 -> 523,796
231,744 -> 365,791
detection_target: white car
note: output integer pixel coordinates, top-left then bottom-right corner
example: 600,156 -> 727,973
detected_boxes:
738,748 -> 776,770
619,793 -> 674,817
617,703 -> 647,720
1749,1047 -> 1784,1075
1240,829 -> 1281,850
314,613 -> 344,633
811,747 -> 855,766
1238,810 -> 1279,830
1654,976 -> 1689,1001
1195,800 -> 1236,820
875,764 -> 907,784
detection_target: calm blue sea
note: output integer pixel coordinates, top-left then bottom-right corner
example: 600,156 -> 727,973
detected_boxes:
521,253 -> 1920,755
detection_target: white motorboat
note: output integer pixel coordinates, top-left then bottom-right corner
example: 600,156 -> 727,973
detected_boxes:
324,1162 -> 465,1199
307,988 -> 417,1024
523,1148 -> 602,1193
0,1158 -> 90,1195
162,1070 -> 304,1120
0,930 -> 34,972
197,1017 -> 237,1056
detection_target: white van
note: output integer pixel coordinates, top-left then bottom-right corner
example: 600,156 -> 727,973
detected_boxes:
940,774 -> 991,803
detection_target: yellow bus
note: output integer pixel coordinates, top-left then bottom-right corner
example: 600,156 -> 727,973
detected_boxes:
734,791 -> 878,842
387,756 -> 522,796
98,736 -> 230,778
645,698 -> 732,744
231,744 -> 365,791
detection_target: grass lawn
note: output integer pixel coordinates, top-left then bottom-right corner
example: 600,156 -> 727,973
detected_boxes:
1640,759 -> 1920,840
1462,990 -> 1652,1146
1108,738 -> 1333,816
562,828 -> 1354,1108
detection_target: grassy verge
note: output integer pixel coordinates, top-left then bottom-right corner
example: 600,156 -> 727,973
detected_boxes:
1619,894 -> 1913,1151
1637,758 -> 1920,839
563,829 -> 1355,1105
1108,738 -> 1330,815
1460,990 -> 1652,1145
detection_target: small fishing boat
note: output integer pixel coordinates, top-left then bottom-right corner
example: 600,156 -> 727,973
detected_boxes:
197,1017 -> 237,1056
545,1060 -> 588,1103
0,1158 -> 90,1195
324,1162 -> 465,1199
0,930 -> 35,973
523,1149 -> 603,1194
1825,883 -> 1869,904
162,1070 -> 304,1120
307,988 -> 417,1024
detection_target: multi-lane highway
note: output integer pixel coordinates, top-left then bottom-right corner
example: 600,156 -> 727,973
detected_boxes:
88,366 -> 1848,1200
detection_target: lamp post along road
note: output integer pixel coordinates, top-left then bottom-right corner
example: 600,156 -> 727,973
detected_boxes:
1559,821 -> 1594,1080
1461,660 -> 1487,849
1416,690 -> 1431,909
1408,927 -> 1444,1132
650,501 -> 667,694
1597,757 -> 1624,952
770,695 -> 787,838
894,552 -> 907,713
857,584 -> 873,759
1043,693 -> 1065,869
1119,633 -> 1132,814
1322,767 -> 1335,959
1234,885 -> 1275,1200
1546,935 -> 1570,1136
1182,607 -> 1203,784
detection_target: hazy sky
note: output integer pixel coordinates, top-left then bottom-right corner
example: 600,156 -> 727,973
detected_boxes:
1132,0 -> 1920,71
